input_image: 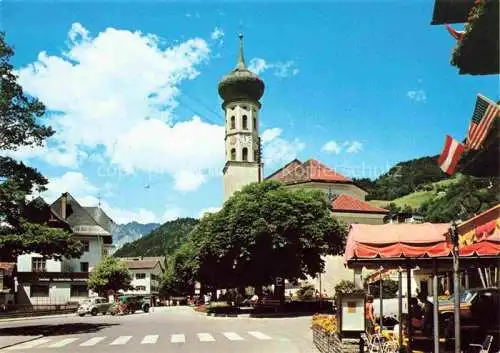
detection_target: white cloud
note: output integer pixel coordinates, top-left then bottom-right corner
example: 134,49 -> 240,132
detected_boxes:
261,128 -> 282,143
261,128 -> 305,166
321,141 -> 342,154
248,58 -> 268,75
346,141 -> 363,153
321,140 -> 363,154
17,23 -> 222,191
210,27 -> 224,40
199,206 -> 221,218
248,57 -> 299,78
41,172 -> 179,224
407,89 -> 427,102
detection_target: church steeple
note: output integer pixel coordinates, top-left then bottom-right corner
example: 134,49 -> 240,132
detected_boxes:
237,33 -> 245,69
218,34 -> 265,202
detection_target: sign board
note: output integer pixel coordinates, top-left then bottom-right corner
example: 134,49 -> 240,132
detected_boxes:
338,294 -> 365,336
275,277 -> 283,287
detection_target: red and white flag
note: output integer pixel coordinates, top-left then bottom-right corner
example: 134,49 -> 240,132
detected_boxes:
466,94 -> 499,150
438,135 -> 465,175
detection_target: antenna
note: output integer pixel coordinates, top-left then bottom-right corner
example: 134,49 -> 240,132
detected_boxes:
97,193 -> 102,208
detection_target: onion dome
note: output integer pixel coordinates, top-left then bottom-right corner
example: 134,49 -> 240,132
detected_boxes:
218,34 -> 265,103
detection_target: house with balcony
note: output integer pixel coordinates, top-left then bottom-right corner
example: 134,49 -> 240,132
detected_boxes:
118,257 -> 164,302
16,193 -> 114,305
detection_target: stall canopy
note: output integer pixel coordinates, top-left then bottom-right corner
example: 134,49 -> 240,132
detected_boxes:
344,223 -> 451,264
460,229 -> 500,256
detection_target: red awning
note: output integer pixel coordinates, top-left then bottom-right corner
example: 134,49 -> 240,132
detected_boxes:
344,223 -> 452,264
460,230 -> 500,257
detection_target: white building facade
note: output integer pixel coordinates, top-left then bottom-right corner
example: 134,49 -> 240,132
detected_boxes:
119,257 -> 164,299
16,193 -> 114,305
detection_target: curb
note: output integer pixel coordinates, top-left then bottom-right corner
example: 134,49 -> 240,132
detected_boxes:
0,313 -> 75,323
0,335 -> 43,350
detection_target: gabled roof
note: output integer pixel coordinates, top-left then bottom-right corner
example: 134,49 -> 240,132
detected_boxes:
266,158 -> 352,185
50,193 -> 112,237
119,257 -> 165,270
332,194 -> 389,214
25,197 -> 71,230
84,207 -> 115,233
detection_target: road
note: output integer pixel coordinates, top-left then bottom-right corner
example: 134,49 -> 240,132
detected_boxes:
0,306 -> 315,353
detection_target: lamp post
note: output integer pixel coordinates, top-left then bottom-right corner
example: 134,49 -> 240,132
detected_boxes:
449,221 -> 461,353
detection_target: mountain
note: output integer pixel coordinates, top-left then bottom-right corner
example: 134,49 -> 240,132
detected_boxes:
112,218 -> 198,257
111,222 -> 160,253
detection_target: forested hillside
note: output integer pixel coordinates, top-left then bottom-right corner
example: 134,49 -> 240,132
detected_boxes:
113,218 -> 198,257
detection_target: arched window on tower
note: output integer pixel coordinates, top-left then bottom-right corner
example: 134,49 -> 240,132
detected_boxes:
242,115 -> 248,130
253,117 -> 257,130
230,148 -> 236,160
254,149 -> 258,162
242,148 -> 248,161
230,116 -> 235,129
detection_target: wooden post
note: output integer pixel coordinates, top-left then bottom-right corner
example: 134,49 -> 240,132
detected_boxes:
398,269 -> 403,347
407,265 -> 413,353
379,271 -> 383,328
433,261 -> 439,353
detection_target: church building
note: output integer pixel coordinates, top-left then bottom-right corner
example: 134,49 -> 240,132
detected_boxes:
218,35 -> 388,295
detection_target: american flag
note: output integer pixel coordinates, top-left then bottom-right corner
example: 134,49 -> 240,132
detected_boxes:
466,94 -> 499,150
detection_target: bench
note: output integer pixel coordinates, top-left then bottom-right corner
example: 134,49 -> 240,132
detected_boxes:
256,299 -> 281,313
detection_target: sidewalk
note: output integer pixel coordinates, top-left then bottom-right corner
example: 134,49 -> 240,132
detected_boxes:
0,335 -> 43,350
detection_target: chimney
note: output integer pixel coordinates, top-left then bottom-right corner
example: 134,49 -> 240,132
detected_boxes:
61,192 -> 68,219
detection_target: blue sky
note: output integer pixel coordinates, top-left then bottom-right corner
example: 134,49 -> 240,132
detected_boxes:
2,1 -> 498,224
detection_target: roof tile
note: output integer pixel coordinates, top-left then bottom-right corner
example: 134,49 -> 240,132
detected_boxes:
332,194 -> 388,214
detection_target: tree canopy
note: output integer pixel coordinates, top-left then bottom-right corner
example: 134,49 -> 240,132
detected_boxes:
175,180 -> 347,291
88,257 -> 132,296
0,32 -> 83,261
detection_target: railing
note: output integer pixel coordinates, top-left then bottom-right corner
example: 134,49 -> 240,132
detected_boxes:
17,272 -> 89,282
0,303 -> 79,318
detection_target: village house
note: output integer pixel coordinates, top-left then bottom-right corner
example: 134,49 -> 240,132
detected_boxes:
118,257 -> 165,303
15,192 -> 114,305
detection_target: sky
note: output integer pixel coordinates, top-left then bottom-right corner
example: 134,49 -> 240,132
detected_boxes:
1,1 -> 498,225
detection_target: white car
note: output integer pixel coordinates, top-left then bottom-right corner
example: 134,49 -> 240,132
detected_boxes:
77,297 -> 111,316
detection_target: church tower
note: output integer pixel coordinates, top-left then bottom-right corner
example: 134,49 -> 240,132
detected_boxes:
218,34 -> 265,202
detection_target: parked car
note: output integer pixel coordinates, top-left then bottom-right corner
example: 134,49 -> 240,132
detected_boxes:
109,295 -> 150,315
77,297 -> 111,316
439,287 -> 500,335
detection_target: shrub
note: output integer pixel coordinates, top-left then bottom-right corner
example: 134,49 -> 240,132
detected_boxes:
311,314 -> 337,334
334,280 -> 365,297
297,284 -> 315,300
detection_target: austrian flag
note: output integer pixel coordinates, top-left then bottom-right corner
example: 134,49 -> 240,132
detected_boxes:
438,135 -> 465,175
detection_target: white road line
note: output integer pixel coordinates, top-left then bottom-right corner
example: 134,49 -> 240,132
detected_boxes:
170,334 -> 185,343
197,333 -> 216,342
48,338 -> 79,348
80,337 -> 107,346
109,336 -> 132,345
6,338 -> 52,350
248,331 -> 272,340
223,332 -> 245,341
141,335 -> 159,344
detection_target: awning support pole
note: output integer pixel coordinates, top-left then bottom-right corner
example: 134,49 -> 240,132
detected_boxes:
398,269 -> 403,347
407,265 -> 413,353
433,261 -> 439,353
478,268 -> 486,288
379,266 -> 383,328
451,222 -> 461,353
464,270 -> 469,289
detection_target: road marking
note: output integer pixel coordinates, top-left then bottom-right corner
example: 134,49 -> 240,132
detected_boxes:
141,335 -> 159,344
48,338 -> 79,348
170,334 -> 185,343
248,331 -> 272,340
223,332 -> 244,341
197,333 -> 215,342
80,337 -> 107,346
109,336 -> 132,345
7,338 -> 52,350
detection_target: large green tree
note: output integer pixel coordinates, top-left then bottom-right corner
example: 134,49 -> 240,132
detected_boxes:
0,32 -> 82,261
88,257 -> 132,296
190,180 -> 347,290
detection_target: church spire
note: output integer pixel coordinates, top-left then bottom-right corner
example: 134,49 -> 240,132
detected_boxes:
237,33 -> 245,69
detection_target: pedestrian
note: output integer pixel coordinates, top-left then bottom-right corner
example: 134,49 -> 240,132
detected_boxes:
365,295 -> 376,334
